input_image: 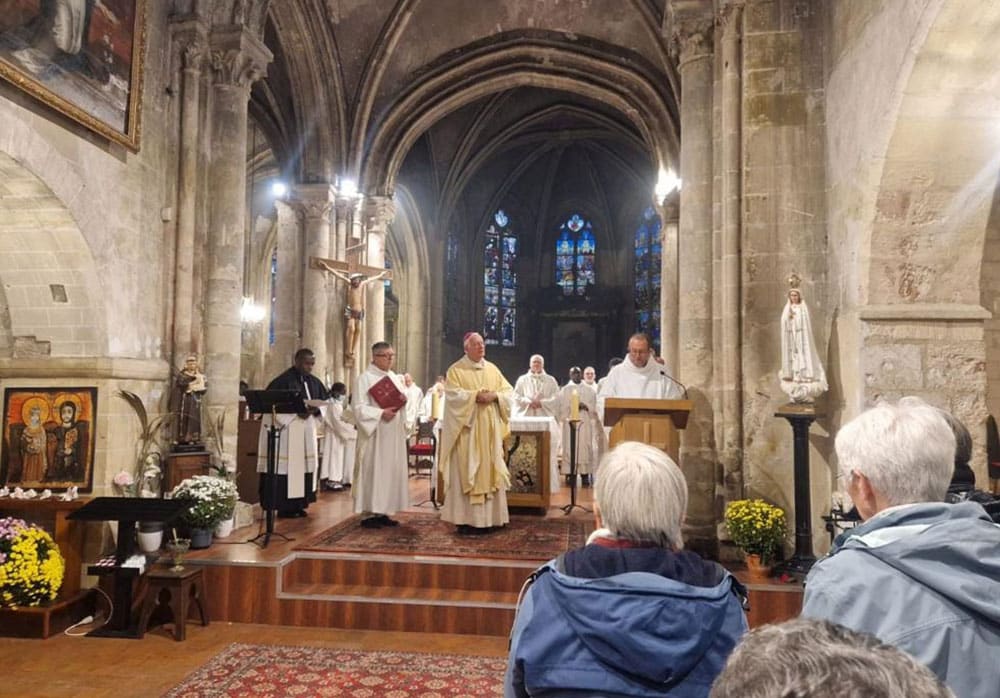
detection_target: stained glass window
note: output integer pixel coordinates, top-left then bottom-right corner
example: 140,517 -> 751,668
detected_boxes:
554,213 -> 596,295
484,210 -> 517,346
634,206 -> 662,347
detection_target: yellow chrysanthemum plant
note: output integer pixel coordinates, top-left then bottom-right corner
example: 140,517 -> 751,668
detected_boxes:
724,499 -> 787,565
0,517 -> 66,608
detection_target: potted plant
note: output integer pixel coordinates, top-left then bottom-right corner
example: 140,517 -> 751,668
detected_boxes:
724,498 -> 787,582
170,476 -> 238,549
0,517 -> 65,607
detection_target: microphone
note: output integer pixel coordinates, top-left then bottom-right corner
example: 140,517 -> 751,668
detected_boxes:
659,370 -> 689,400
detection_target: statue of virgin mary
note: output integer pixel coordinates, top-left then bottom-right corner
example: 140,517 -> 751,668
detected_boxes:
780,287 -> 828,403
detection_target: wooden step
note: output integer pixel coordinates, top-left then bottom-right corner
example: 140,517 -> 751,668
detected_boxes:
282,552 -> 537,594
281,581 -> 519,608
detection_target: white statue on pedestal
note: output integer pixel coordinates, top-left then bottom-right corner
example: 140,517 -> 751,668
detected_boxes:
780,285 -> 827,403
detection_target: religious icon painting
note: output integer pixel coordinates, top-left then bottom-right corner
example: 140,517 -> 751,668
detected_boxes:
1,387 -> 98,492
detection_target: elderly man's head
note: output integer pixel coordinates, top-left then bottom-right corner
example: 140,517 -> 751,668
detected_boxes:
463,332 -> 486,362
835,397 -> 955,520
710,618 -> 952,698
626,333 -> 653,368
595,442 -> 687,550
529,355 -> 545,374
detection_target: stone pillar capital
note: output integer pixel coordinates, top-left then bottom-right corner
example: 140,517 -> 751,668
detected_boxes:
716,0 -> 745,34
290,184 -> 336,222
667,0 -> 714,64
654,194 -> 680,225
170,17 -> 209,72
363,196 -> 397,233
207,27 -> 272,89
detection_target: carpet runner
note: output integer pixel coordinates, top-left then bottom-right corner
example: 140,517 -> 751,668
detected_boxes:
165,643 -> 505,697
295,511 -> 592,561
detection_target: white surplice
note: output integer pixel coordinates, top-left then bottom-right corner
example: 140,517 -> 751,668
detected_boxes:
255,414 -> 319,499
559,381 -> 599,476
513,371 -> 562,492
351,364 -> 409,516
319,398 -> 356,484
403,383 -> 424,434
596,357 -> 684,424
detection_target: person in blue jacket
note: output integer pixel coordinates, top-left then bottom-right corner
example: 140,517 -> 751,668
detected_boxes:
802,397 -> 1000,698
505,441 -> 748,697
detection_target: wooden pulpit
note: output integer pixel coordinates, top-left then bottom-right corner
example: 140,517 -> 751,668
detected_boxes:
603,398 -> 693,463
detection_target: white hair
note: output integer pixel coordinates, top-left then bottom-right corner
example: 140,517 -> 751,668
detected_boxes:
710,619 -> 953,698
835,397 -> 955,506
529,354 -> 544,364
595,441 -> 687,549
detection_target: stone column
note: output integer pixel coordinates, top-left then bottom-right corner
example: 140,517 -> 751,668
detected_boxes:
657,196 -> 680,373
293,184 -> 335,383
718,1 -> 744,504
673,12 -> 716,549
363,196 -> 396,346
266,199 -> 301,379
202,28 -> 271,459
169,19 -> 208,363
327,196 -> 354,381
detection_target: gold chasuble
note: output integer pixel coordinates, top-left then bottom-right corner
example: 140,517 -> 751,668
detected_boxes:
439,355 -> 514,528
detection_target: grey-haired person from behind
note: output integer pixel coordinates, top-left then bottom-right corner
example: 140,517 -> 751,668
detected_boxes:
505,441 -> 748,697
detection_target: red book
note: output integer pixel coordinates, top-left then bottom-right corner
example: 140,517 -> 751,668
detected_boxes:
367,375 -> 408,411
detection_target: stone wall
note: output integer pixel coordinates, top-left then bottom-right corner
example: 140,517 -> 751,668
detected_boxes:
739,0 -> 830,553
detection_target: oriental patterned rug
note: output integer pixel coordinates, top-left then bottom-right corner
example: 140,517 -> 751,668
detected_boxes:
164,643 -> 505,697
295,511 -> 592,561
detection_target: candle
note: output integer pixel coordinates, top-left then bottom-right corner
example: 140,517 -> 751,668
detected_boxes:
431,390 -> 442,420
570,388 -> 580,421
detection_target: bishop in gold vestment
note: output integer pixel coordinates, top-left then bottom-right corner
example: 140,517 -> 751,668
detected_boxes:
439,332 -> 513,532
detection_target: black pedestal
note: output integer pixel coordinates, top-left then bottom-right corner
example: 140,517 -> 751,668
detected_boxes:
775,404 -> 822,577
561,419 -> 591,515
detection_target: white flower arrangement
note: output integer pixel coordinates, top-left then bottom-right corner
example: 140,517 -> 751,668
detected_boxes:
170,475 -> 238,529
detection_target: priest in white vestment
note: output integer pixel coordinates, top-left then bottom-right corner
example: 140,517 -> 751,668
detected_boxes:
559,367 -> 600,486
319,382 -> 355,490
351,342 -> 409,528
597,333 -> 684,423
402,373 -> 424,435
513,354 -> 562,492
583,366 -> 608,462
440,332 -> 513,533
419,375 -> 447,422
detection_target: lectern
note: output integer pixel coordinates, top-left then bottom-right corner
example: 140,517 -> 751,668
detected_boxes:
603,398 -> 693,462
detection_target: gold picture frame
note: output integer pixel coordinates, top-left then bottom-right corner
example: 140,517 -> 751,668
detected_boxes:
0,0 -> 147,151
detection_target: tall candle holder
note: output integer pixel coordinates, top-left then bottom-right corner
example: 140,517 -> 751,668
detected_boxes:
560,419 -> 591,515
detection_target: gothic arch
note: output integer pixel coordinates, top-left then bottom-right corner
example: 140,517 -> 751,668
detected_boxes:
360,33 -> 679,197
0,152 -> 105,357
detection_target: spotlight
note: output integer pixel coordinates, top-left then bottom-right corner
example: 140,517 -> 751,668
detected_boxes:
655,167 -> 681,204
270,181 -> 287,198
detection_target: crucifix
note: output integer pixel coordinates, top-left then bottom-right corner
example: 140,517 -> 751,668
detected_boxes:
310,246 -> 391,366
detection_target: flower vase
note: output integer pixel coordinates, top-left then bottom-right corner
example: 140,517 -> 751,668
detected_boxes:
745,553 -> 773,583
214,516 -> 235,538
137,528 -> 164,553
189,527 -> 213,549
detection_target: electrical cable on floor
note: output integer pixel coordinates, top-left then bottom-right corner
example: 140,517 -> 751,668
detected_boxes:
64,585 -> 114,637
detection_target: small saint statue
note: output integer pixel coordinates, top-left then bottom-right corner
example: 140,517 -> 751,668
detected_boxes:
779,282 -> 827,404
170,354 -> 207,449
315,260 -> 389,365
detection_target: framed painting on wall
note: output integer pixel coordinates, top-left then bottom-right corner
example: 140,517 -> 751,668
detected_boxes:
0,0 -> 147,150
1,387 -> 98,492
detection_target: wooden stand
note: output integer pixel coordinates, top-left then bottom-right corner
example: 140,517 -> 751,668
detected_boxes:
775,404 -> 822,577
603,398 -> 693,462
0,589 -> 97,639
165,450 -> 211,492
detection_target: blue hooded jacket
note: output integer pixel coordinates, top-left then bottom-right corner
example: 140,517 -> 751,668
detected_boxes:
505,545 -> 748,697
802,501 -> 1000,698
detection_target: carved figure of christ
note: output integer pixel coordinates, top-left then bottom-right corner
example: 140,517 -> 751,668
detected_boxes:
311,256 -> 392,362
